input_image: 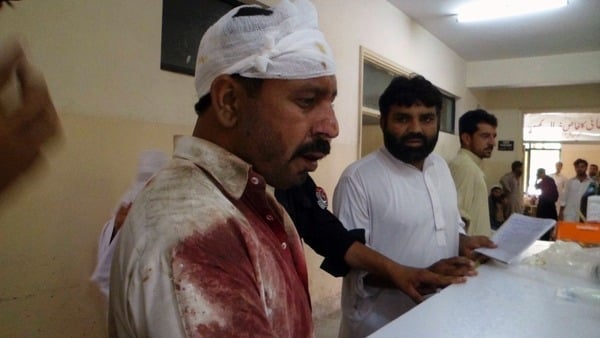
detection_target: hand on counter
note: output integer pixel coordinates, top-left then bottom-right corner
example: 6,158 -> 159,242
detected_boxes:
459,234 -> 497,262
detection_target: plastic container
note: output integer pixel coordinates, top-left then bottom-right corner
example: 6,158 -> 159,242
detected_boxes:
523,240 -> 600,283
556,286 -> 600,305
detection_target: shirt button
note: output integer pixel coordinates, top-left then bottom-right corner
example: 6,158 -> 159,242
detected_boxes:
250,177 -> 259,185
281,242 -> 287,250
266,214 -> 274,221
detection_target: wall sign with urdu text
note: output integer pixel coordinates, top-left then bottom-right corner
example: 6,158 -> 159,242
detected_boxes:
498,140 -> 514,151
524,112 -> 600,142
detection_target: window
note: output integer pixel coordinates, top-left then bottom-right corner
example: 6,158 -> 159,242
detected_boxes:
440,94 -> 456,133
523,142 -> 561,195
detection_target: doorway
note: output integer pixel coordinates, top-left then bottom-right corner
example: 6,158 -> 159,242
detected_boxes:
523,142 -> 561,195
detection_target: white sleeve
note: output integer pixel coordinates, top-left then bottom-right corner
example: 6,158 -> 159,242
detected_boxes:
559,180 -> 570,207
90,218 -> 116,298
333,174 -> 371,237
333,173 -> 378,297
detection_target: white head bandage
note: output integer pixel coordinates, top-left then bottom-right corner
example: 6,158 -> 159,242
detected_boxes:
194,0 -> 336,99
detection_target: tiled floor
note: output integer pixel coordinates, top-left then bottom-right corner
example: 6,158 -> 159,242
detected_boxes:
314,309 -> 341,338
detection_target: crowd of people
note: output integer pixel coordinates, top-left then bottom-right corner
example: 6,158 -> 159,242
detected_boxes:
2,0 -> 598,337
486,158 -> 599,236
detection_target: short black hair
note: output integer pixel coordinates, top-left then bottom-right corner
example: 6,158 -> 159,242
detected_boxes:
233,6 -> 273,18
458,109 -> 497,136
574,158 -> 588,167
378,74 -> 442,121
194,74 -> 264,116
511,160 -> 523,171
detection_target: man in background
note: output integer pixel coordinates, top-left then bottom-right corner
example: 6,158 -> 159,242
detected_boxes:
560,158 -> 593,221
588,163 -> 598,183
488,184 -> 509,230
449,109 -> 498,236
535,168 -> 558,231
550,161 -> 568,215
535,168 -> 558,240
333,74 -> 496,337
500,160 -> 524,216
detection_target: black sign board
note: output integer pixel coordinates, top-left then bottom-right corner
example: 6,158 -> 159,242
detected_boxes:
160,0 -> 243,76
498,140 -> 514,151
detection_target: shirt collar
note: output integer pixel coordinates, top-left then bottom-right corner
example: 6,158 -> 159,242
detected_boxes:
172,135 -> 252,200
459,148 -> 483,167
380,146 -> 436,171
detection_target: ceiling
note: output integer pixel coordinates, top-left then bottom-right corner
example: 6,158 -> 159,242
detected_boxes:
387,0 -> 600,62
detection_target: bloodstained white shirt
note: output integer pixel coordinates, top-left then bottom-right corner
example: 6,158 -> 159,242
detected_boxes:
109,136 -> 311,338
333,148 -> 464,338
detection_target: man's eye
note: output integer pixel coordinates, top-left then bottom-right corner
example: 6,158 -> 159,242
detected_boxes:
419,114 -> 436,123
297,97 -> 315,108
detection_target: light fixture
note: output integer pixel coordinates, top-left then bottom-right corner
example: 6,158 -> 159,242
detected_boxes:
456,0 -> 568,23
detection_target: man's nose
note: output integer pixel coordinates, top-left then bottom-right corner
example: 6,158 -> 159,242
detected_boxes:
406,119 -> 423,134
312,105 -> 339,139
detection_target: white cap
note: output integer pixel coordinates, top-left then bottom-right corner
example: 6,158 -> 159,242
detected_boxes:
194,0 -> 336,99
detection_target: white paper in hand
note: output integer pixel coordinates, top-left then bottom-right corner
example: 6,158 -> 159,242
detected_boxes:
475,213 -> 556,264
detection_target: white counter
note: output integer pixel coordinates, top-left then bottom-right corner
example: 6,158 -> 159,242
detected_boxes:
369,241 -> 600,338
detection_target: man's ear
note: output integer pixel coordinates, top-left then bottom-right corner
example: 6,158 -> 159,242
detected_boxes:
459,132 -> 471,147
210,74 -> 240,128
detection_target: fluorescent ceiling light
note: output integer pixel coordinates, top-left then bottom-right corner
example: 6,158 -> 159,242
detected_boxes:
456,0 -> 568,23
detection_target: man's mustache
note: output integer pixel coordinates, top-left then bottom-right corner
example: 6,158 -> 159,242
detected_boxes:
400,133 -> 427,143
293,139 -> 331,157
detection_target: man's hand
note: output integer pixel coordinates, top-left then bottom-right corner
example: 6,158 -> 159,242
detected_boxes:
428,256 -> 477,277
0,38 -> 61,192
346,242 -> 467,303
459,234 -> 497,262
383,264 -> 467,303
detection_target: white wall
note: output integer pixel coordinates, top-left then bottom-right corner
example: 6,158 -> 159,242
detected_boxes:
0,1 -> 197,125
467,51 -> 600,88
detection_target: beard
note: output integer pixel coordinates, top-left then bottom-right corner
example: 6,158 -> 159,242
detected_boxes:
383,129 -> 438,165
